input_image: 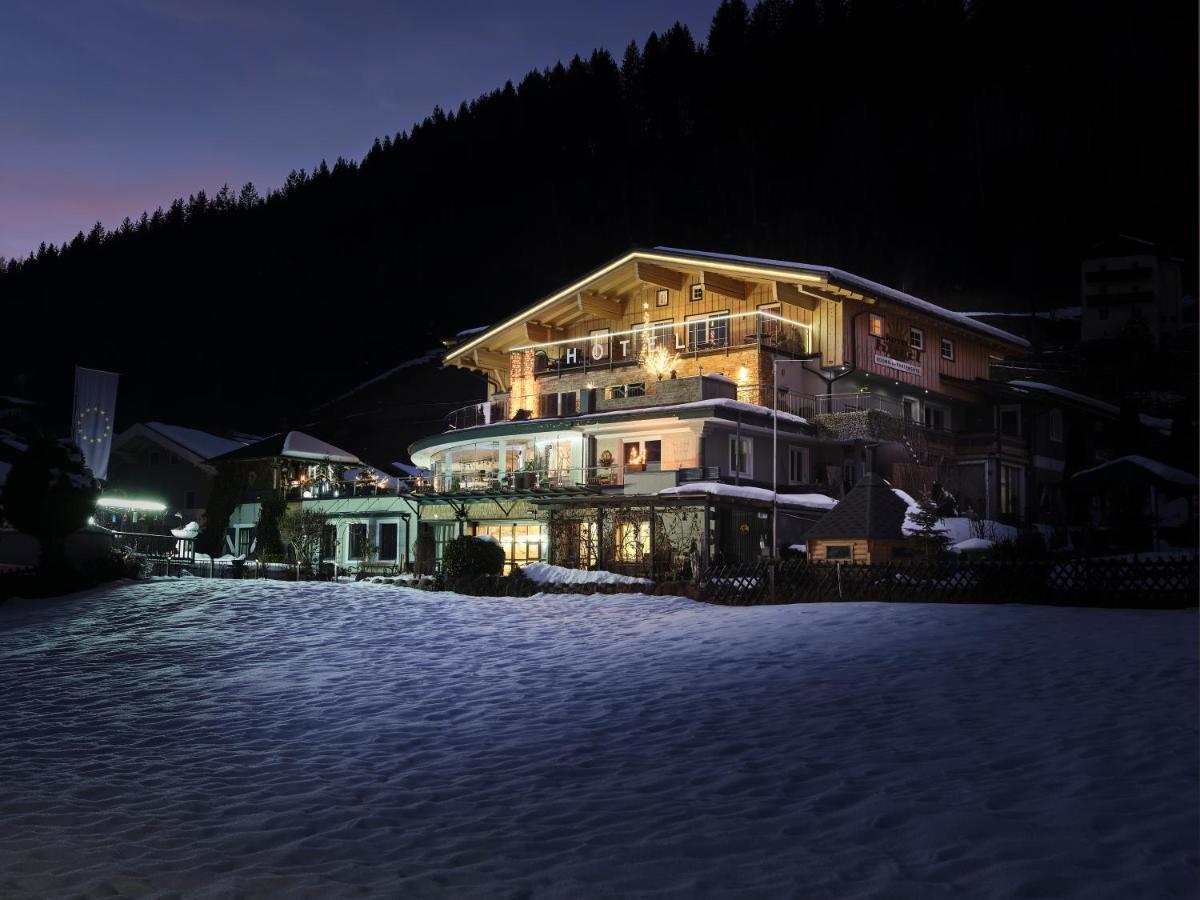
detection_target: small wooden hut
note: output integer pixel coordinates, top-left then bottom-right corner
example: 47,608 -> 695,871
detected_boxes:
804,474 -> 913,563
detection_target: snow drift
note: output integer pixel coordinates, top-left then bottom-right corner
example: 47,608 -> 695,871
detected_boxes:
0,581 -> 1194,899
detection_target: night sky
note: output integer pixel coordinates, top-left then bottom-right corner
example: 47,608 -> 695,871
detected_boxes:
0,0 -> 713,262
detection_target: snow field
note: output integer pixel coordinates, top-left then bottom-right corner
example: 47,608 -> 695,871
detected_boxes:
0,579 -> 1195,899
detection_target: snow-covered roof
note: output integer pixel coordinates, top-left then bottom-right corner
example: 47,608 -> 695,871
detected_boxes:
280,432 -> 360,463
341,465 -> 401,489
1004,381 -> 1172,433
211,431 -> 361,465
144,422 -> 252,461
658,482 -> 837,509
392,462 -> 430,479
656,248 -> 1031,349
1072,456 -> 1198,490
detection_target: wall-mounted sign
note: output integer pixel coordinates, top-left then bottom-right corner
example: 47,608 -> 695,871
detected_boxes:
873,332 -> 922,376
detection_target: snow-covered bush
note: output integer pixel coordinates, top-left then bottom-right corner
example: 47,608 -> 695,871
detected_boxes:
441,535 -> 504,578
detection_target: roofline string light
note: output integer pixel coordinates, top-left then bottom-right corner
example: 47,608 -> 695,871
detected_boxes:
511,308 -> 813,353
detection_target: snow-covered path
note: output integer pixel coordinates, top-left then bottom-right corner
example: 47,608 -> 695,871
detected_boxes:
0,580 -> 1195,899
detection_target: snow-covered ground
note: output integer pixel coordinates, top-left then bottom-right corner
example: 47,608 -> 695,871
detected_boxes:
0,580 -> 1195,899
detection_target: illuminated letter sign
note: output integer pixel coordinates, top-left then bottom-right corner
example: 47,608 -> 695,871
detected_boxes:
565,347 -> 578,365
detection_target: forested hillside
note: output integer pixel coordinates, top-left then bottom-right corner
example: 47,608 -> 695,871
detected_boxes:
2,0 -> 1194,437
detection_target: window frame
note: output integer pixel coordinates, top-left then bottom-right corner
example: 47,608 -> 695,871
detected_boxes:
788,445 -> 810,484
869,314 -> 883,337
940,337 -> 955,360
826,544 -> 852,560
998,404 -> 1022,437
729,435 -> 753,477
348,523 -> 367,560
1048,408 -> 1063,443
686,310 -> 730,352
377,521 -> 399,561
910,327 -> 924,351
690,283 -> 704,302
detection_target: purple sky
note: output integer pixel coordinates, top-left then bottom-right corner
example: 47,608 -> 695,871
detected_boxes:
1,0 -> 715,262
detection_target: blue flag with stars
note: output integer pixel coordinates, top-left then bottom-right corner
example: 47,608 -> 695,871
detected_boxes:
72,367 -> 119,481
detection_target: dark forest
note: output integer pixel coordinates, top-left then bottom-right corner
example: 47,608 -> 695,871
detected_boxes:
2,0 -> 1194,442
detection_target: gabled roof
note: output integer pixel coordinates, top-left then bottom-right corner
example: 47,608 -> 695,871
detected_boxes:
112,422 -> 257,470
444,247 -> 1029,368
210,431 -> 361,465
804,474 -> 911,541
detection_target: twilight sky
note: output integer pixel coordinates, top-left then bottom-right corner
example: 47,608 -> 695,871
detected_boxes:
0,0 -> 714,262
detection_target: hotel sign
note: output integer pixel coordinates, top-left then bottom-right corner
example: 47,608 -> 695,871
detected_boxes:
873,333 -> 922,376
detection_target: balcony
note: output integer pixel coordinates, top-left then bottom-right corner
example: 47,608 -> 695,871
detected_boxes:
420,465 -> 624,495
531,310 -> 811,379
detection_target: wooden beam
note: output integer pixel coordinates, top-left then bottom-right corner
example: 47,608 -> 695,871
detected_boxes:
525,322 -> 553,344
777,281 -> 819,311
576,291 -> 624,319
472,348 -> 509,371
702,270 -> 751,301
636,261 -> 687,292
803,284 -> 872,305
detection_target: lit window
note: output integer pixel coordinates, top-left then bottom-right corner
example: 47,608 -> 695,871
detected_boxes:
910,328 -> 924,350
869,315 -> 883,337
615,520 -> 650,561
941,338 -> 955,360
686,312 -> 729,351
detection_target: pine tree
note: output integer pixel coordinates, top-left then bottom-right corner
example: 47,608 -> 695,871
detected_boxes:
908,491 -> 950,558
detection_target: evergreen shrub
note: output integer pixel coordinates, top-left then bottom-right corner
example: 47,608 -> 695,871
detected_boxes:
441,535 -> 505,579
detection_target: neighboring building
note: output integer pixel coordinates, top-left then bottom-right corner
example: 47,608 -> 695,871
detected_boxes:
210,430 -> 422,568
105,422 -> 257,525
1080,235 -> 1185,349
803,475 -> 913,564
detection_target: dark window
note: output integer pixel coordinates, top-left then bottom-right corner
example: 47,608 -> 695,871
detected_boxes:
610,385 -> 626,400
826,544 -> 852,559
320,525 -> 336,559
999,406 -> 1021,437
910,328 -> 924,350
237,527 -> 255,557
645,440 -> 662,466
184,491 -> 196,508
378,523 -> 398,560
691,284 -> 704,301
627,382 -> 646,398
842,461 -> 858,488
348,524 -> 367,559
941,338 -> 955,360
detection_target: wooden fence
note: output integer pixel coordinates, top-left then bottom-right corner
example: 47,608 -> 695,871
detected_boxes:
700,558 -> 1199,608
